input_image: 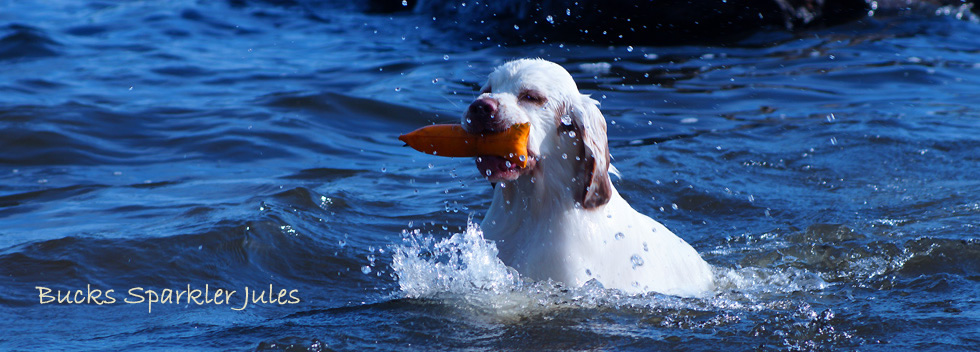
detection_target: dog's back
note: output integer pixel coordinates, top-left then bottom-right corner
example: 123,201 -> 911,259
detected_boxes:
483,185 -> 714,296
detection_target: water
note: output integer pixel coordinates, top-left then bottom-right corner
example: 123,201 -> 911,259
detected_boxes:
2,1 -> 979,350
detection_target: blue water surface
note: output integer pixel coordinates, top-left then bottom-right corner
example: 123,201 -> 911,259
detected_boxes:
1,1 -> 979,350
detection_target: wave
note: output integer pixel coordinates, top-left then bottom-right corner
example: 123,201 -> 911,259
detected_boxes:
0,24 -> 62,61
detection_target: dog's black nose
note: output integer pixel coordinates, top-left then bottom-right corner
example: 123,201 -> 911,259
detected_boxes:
470,97 -> 498,116
464,97 -> 503,134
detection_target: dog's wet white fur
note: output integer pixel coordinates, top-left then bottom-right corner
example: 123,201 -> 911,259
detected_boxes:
463,59 -> 714,297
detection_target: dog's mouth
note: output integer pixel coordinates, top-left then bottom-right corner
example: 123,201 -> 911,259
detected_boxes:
465,121 -> 534,182
476,153 -> 534,182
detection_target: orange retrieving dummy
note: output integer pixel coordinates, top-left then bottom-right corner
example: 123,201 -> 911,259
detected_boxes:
398,123 -> 530,167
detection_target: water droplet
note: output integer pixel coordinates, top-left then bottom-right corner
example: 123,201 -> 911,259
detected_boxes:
518,155 -> 526,161
560,114 -> 573,125
568,130 -> 576,138
643,242 -> 649,251
566,8 -> 571,16
401,0 -> 408,6
546,15 -> 554,24
443,54 -> 449,60
513,24 -> 520,30
394,87 -> 401,92
561,153 -> 568,159
614,232 -> 625,240
504,160 -> 512,168
630,255 -> 645,269
485,169 -> 492,176
627,46 -> 634,52
585,269 -> 592,276
361,266 -> 372,274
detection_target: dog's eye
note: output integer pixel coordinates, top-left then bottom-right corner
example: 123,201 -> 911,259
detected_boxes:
519,90 -> 546,104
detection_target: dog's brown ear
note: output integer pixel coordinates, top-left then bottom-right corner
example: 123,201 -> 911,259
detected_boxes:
570,94 -> 612,209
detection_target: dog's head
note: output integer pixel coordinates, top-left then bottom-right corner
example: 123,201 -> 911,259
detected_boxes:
462,59 -> 612,209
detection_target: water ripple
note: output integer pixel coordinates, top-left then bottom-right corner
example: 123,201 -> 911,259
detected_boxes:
0,24 -> 62,61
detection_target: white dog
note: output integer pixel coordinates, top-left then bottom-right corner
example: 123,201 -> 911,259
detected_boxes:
462,59 -> 714,297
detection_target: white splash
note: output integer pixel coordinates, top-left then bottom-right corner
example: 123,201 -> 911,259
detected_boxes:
391,221 -> 519,298
390,220 -> 833,317
392,221 -> 569,319
713,266 -> 828,300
